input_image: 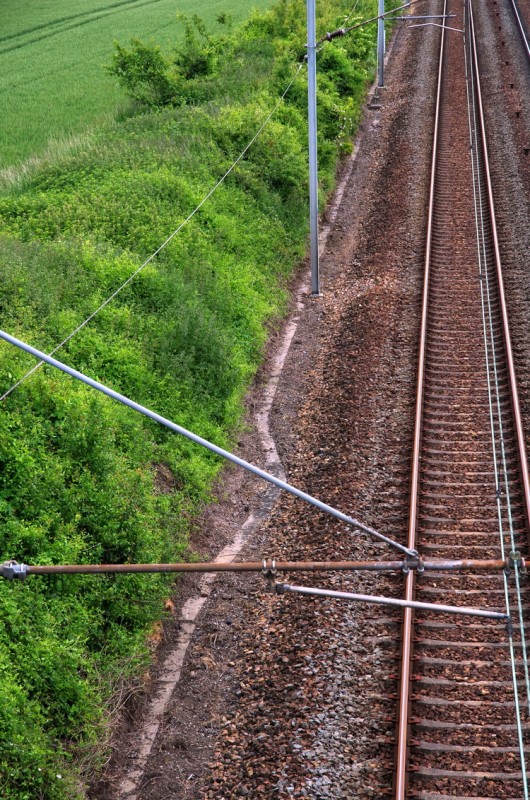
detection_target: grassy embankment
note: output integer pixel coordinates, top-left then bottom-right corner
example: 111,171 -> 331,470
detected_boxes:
0,0 -> 377,796
0,0 -> 272,171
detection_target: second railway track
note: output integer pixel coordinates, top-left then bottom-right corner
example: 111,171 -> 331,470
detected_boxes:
394,0 -> 530,797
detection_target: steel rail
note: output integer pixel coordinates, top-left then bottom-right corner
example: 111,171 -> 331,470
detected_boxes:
395,0 -> 530,795
393,0 -> 447,796
0,558 -> 515,579
469,1 -> 530,538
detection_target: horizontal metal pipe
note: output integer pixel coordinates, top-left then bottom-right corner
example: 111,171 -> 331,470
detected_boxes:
0,329 -> 413,557
9,557 -> 515,577
281,584 -> 510,620
26,560 -> 404,575
425,558 -> 511,570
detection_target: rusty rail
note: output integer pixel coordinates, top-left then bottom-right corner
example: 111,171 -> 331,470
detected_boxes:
393,0 -> 448,796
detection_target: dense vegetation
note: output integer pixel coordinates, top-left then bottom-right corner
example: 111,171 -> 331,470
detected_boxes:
0,0 -> 377,796
0,0 -> 271,170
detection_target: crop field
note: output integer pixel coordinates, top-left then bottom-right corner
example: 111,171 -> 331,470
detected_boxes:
0,0 -> 272,170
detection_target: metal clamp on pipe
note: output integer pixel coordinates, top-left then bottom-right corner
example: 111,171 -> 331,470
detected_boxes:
2,560 -> 28,581
505,551 -> 526,574
262,559 -> 278,593
402,554 -> 424,574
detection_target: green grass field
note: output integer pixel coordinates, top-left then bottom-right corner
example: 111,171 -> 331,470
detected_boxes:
0,0 -> 272,170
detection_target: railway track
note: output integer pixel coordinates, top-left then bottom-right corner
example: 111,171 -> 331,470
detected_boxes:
394,0 -> 530,797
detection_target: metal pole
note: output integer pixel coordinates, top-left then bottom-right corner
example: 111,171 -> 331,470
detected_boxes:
0,329 -> 414,556
279,584 -> 509,620
307,0 -> 320,295
378,0 -> 385,87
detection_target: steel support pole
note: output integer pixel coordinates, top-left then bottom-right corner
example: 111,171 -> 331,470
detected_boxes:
280,584 -> 509,620
307,0 -> 320,295
378,0 -> 385,87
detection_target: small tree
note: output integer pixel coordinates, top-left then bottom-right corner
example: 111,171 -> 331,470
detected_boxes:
108,38 -> 180,107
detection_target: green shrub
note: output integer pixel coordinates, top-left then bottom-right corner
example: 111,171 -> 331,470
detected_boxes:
107,38 -> 181,107
174,14 -> 219,79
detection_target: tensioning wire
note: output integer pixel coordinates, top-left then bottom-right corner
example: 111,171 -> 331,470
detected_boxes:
0,61 -> 305,403
344,0 -> 362,24
0,0 -> 427,403
1,0 -> 438,409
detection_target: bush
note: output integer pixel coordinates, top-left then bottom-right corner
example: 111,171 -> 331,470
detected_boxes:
108,38 -> 181,107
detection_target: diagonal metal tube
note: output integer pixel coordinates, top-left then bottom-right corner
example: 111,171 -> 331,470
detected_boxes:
0,329 -> 415,556
280,584 -> 509,620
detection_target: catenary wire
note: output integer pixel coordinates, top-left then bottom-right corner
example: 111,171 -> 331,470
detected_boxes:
466,0 -> 530,718
467,20 -> 530,718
